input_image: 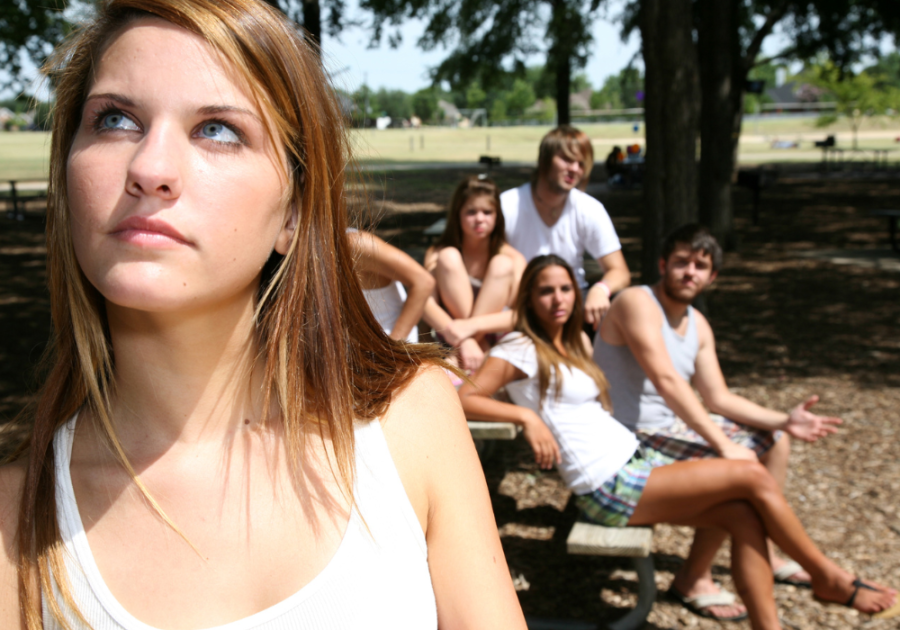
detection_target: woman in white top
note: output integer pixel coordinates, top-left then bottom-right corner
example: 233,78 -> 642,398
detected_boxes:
459,255 -> 897,629
423,176 -> 526,372
348,229 -> 434,343
0,1 -> 526,628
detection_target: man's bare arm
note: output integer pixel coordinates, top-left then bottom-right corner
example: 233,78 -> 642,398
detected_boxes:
584,250 -> 630,328
608,289 -> 755,460
692,314 -> 841,442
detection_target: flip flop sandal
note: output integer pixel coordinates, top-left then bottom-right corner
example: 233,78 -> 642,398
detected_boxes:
773,560 -> 812,588
816,576 -> 898,617
666,585 -> 749,622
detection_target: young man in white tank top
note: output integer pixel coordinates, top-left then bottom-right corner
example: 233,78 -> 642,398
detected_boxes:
594,224 -> 843,621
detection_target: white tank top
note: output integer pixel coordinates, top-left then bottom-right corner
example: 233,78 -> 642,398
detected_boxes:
363,281 -> 419,343
45,415 -> 437,630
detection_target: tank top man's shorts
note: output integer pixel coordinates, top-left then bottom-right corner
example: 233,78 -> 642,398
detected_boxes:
594,286 -> 781,467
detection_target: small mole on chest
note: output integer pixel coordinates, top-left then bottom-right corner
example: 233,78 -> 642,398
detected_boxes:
244,419 -> 251,425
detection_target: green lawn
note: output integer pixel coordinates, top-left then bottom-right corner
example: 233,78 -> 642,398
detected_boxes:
3,115 -> 900,181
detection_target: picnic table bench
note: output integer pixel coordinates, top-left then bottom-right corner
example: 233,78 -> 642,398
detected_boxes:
870,209 -> 900,252
1,180 -> 49,220
566,523 -> 656,630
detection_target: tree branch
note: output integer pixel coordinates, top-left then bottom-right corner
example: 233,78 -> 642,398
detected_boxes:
742,0 -> 791,71
752,45 -> 799,68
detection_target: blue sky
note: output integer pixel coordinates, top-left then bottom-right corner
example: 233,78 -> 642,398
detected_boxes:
320,2 -> 643,95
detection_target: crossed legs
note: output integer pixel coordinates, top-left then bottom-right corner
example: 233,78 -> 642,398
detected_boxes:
628,458 -> 897,629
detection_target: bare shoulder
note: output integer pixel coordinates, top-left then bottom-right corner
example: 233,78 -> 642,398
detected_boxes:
0,458 -> 26,627
380,364 -> 477,531
609,286 -> 660,323
499,243 -> 526,266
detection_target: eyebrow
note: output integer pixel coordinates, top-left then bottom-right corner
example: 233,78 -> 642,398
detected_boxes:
84,93 -> 261,121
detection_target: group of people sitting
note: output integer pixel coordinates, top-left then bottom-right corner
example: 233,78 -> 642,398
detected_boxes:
357,125 -> 899,627
5,1 -> 893,624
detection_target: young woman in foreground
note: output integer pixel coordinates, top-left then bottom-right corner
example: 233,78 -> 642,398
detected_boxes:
423,176 -> 526,372
459,255 -> 897,630
0,1 -> 526,628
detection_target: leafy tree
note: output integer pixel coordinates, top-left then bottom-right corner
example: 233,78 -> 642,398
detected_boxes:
806,60 -> 899,148
0,0 -> 68,92
570,72 -> 592,93
359,0 -> 604,125
372,87 -> 413,119
465,84 -> 487,108
505,78 -> 537,117
412,88 -> 439,122
590,66 -> 643,110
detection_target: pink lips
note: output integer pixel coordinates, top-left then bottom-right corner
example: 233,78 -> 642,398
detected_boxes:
111,215 -> 192,247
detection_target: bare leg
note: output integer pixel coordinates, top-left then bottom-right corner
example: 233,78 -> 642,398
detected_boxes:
470,254 -> 516,317
759,435 -> 810,582
670,528 -> 746,619
434,247 -> 475,319
628,459 -> 897,621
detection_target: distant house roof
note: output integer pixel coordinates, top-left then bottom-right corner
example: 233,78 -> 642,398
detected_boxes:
765,81 -> 826,104
570,88 -> 592,111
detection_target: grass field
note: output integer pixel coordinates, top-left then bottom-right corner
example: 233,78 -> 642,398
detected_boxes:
3,115 -> 900,181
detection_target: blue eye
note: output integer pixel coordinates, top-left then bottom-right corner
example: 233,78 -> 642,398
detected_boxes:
100,112 -> 139,131
199,122 -> 241,144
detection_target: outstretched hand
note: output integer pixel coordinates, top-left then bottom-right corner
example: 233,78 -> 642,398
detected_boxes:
784,395 -> 842,443
522,413 -> 561,470
457,338 -> 485,373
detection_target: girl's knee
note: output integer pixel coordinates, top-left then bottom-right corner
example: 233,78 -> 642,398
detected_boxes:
435,246 -> 464,271
485,253 -> 514,278
720,500 -> 765,534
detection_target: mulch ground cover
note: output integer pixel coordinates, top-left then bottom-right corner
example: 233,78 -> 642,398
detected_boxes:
1,165 -> 898,628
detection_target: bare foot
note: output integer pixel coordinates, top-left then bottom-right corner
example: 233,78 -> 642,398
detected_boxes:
670,575 -> 748,620
813,571 -> 898,614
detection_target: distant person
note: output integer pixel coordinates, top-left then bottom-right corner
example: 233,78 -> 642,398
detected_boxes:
423,175 -> 526,371
500,125 -> 629,330
594,224 -> 843,620
459,254 -> 897,629
604,145 -> 625,185
348,229 -> 435,342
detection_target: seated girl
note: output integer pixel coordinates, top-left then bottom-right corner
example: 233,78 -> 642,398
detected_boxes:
458,254 -> 898,629
0,1 -> 527,628
348,228 -> 434,343
423,175 -> 526,371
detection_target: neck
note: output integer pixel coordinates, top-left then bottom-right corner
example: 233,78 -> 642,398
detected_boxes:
532,179 -> 568,224
105,287 -> 266,454
652,282 -> 691,321
542,322 -> 566,355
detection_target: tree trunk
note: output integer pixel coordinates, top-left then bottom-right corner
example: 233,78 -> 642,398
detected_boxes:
639,0 -> 700,283
303,0 -> 322,53
698,0 -> 741,251
556,54 -> 571,126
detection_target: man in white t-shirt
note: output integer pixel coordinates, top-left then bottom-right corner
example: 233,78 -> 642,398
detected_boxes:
500,126 -> 630,329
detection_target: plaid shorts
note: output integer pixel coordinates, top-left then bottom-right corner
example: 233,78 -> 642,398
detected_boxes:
637,414 -> 781,466
575,448 -> 658,527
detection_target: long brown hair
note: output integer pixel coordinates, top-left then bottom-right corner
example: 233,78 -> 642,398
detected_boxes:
436,175 -> 505,258
19,0 -> 443,626
512,255 -> 611,411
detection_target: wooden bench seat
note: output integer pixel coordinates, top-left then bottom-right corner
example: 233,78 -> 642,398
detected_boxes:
566,522 -> 656,630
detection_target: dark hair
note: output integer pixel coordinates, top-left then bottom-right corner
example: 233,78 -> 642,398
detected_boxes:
512,255 -> 611,411
436,175 -> 505,258
661,224 -> 723,271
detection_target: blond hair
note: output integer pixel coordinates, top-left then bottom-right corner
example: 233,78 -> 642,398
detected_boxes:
532,125 -> 595,191
19,0 -> 443,626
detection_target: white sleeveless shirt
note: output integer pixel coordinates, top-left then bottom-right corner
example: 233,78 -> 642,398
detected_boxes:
45,416 -> 437,630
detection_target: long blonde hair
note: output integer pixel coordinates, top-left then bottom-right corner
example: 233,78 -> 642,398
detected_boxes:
512,255 -> 611,411
18,0 -> 443,626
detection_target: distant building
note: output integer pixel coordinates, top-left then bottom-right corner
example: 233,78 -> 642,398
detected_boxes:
437,100 -> 462,126
570,88 -> 592,112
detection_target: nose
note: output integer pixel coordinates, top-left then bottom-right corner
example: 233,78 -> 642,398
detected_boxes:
126,122 -> 183,200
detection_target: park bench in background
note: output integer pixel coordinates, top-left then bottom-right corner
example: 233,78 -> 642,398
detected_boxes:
1,180 -> 48,221
736,167 -> 778,225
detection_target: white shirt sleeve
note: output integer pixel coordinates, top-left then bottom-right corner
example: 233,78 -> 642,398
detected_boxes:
488,333 -> 537,378
574,191 -> 622,261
